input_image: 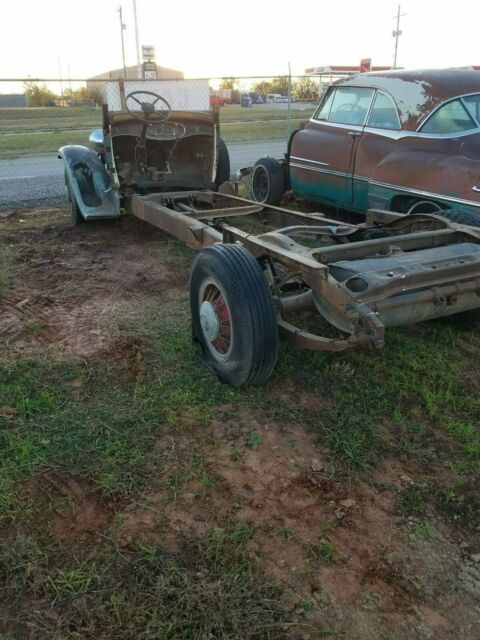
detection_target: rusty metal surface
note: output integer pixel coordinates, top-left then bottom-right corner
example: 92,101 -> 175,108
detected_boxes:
131,190 -> 480,353
336,69 -> 480,131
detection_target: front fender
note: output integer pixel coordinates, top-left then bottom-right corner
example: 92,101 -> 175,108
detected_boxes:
58,145 -> 120,220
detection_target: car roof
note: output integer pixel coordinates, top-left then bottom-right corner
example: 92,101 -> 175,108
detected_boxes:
334,68 -> 480,130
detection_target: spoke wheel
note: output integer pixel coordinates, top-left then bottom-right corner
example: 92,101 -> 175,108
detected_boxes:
199,280 -> 232,358
190,244 -> 278,386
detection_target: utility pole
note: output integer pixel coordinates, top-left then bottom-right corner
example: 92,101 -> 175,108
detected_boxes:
132,0 -> 142,79
392,5 -> 406,69
58,53 -> 64,100
118,6 -> 127,79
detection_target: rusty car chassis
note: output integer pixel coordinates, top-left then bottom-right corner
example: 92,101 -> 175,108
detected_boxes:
130,189 -> 480,384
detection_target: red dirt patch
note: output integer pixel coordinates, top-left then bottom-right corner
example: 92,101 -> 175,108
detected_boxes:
108,409 -> 480,638
21,468 -> 112,542
0,214 -> 190,357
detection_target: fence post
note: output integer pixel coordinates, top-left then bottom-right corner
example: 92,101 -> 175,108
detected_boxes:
287,63 -> 292,141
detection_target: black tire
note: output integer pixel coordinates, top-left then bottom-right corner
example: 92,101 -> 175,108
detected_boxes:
64,170 -> 85,224
190,244 -> 278,386
214,138 -> 230,189
436,208 -> 480,228
251,157 -> 286,205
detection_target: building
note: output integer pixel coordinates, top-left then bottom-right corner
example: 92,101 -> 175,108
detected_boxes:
87,64 -> 183,83
0,94 -> 28,108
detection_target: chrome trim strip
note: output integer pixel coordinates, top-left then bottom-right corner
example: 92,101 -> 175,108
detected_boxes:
416,127 -> 479,139
363,126 -> 479,140
368,179 -> 480,208
362,127 -> 410,140
290,162 -> 349,179
309,119 -> 363,133
290,164 -> 480,208
290,155 -> 330,166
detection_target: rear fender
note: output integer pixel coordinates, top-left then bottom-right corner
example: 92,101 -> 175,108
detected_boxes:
58,145 -> 120,220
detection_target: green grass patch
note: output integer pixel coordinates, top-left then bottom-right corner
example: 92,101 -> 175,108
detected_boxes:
0,104 -> 311,157
0,527 -> 287,638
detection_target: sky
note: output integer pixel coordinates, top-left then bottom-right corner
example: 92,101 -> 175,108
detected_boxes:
0,0 -> 479,82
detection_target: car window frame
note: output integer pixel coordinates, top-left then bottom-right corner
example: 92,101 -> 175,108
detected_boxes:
313,87 -> 335,121
418,93 -> 480,135
365,89 -> 402,131
312,86 -> 375,127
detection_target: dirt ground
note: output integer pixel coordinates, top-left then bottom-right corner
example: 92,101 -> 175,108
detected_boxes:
1,208 -> 480,639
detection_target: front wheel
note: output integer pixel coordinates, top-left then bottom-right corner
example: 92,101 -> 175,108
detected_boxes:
190,244 -> 278,386
64,169 -> 84,224
214,138 -> 231,189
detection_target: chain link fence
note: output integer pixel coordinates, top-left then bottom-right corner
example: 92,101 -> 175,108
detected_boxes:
0,76 -> 323,211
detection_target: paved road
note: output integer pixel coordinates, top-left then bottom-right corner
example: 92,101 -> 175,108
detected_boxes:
0,140 -> 287,211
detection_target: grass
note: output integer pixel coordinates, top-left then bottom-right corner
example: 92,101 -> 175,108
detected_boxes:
2,211 -> 480,635
1,528 -> 287,639
0,104 -> 312,158
0,243 -> 13,298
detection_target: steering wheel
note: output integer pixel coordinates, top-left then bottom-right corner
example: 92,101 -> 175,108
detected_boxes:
337,103 -> 364,114
125,91 -> 171,123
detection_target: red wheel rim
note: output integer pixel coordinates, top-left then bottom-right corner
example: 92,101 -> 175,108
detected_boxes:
201,283 -> 232,355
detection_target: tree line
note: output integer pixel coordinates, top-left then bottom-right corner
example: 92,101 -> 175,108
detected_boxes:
219,76 -> 319,100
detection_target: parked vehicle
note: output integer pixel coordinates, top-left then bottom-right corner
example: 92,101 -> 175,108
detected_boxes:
59,89 -> 230,222
57,80 -> 480,387
249,92 -> 264,104
266,93 -> 282,103
210,88 -> 232,107
251,69 -> 480,223
210,94 -> 228,107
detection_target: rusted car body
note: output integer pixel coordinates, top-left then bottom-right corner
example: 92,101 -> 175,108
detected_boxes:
59,88 -> 229,222
252,69 -> 480,218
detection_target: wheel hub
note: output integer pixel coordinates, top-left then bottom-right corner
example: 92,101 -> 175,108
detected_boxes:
199,300 -> 220,342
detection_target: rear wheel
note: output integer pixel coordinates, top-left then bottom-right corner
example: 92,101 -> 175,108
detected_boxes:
406,200 -> 442,215
190,244 -> 278,386
436,208 -> 480,228
251,157 -> 286,205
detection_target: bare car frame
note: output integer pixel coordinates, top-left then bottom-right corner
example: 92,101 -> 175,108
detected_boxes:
131,189 -> 480,385
59,88 -> 480,386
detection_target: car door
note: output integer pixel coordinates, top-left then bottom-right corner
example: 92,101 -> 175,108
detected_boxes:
356,93 -> 480,214
289,86 -> 374,208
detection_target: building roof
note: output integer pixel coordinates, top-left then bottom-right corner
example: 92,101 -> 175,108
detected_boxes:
87,64 -> 183,81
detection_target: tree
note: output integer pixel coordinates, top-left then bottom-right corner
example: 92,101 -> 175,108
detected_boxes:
253,81 -> 273,98
270,76 -> 290,96
24,81 -> 57,107
220,77 -> 238,90
293,77 -> 319,101
86,86 -> 104,107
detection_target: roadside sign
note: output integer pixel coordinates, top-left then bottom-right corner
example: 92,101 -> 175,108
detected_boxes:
360,58 -> 371,73
142,45 -> 155,61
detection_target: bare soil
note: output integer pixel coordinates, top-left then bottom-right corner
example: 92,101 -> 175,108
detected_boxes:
0,211 -> 189,357
111,408 -> 480,639
2,209 -> 479,639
